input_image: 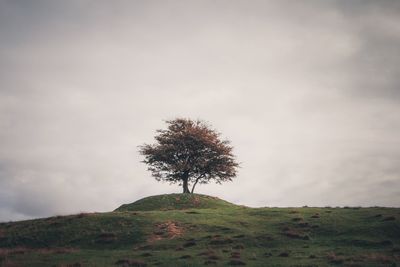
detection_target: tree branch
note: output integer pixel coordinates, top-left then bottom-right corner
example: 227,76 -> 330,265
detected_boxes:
191,174 -> 204,193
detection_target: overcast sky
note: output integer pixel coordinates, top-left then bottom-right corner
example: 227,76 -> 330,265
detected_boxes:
1,0 -> 400,222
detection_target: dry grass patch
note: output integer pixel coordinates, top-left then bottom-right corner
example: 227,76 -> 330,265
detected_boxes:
230,251 -> 241,259
148,221 -> 184,242
326,252 -> 345,264
282,227 -> 309,240
198,250 -> 221,262
198,250 -> 216,256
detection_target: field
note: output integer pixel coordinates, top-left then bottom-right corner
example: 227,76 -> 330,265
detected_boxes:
0,194 -> 399,266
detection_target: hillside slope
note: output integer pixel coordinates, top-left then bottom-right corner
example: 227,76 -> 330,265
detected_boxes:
0,194 -> 399,266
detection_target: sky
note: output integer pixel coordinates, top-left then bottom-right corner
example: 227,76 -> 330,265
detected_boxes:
1,0 -> 400,222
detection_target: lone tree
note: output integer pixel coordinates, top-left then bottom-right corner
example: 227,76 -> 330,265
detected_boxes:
139,118 -> 239,194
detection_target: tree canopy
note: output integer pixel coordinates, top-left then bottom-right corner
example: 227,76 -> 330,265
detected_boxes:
139,118 -> 239,193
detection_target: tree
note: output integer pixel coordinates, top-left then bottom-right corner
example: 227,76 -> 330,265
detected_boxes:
139,118 -> 239,194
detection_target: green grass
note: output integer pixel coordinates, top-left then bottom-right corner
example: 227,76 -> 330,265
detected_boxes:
0,194 -> 399,266
115,193 -> 237,211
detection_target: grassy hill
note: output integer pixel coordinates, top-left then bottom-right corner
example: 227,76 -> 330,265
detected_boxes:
115,194 -> 238,212
0,194 -> 399,266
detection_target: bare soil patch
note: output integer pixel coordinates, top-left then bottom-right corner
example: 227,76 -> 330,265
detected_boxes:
148,221 -> 184,242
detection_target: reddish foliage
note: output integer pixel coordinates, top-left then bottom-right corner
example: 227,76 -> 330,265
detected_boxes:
139,118 -> 239,193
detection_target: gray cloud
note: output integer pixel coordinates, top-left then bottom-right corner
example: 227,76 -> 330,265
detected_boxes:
1,0 -> 400,221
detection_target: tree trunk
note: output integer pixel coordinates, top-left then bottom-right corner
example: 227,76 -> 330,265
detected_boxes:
182,172 -> 190,193
182,178 -> 190,193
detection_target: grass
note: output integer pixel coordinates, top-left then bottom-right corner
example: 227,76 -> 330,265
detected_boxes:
0,194 -> 399,266
114,193 -> 237,211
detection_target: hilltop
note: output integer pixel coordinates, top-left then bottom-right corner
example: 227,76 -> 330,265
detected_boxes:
115,193 -> 238,212
0,194 -> 399,266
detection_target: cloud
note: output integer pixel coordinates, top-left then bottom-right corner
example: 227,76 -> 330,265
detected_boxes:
0,0 -> 400,221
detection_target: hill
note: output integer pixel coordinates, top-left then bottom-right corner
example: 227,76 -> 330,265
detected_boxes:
114,193 -> 238,211
0,194 -> 399,266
